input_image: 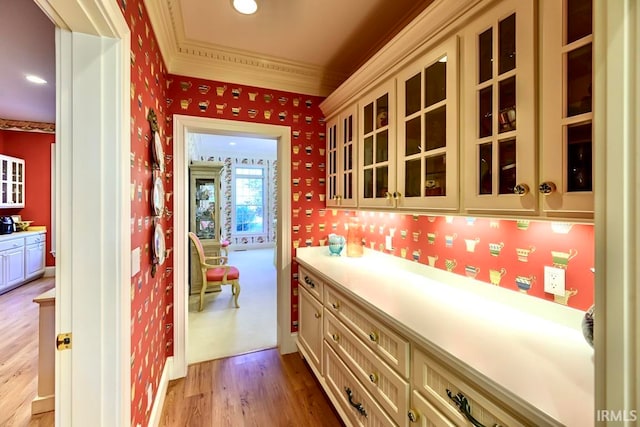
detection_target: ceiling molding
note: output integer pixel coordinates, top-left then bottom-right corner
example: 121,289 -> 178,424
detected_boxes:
319,0 -> 486,117
145,0 -> 345,97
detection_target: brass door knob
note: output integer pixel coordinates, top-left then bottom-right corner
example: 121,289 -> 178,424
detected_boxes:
538,181 -> 557,195
513,183 -> 530,196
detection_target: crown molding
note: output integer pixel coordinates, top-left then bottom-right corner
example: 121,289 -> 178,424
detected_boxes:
319,0 -> 487,116
0,118 -> 55,133
145,0 -> 345,96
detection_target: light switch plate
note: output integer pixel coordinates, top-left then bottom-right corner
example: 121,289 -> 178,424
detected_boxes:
131,247 -> 141,277
544,266 -> 565,296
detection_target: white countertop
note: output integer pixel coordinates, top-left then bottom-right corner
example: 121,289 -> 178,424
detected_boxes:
0,230 -> 45,241
296,246 -> 594,427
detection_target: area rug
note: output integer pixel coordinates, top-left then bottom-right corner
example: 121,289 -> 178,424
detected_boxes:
188,247 -> 277,364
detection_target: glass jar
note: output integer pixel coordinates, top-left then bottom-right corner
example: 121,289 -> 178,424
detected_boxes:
346,218 -> 363,257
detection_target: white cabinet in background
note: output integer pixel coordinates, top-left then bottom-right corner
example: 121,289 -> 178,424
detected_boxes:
326,104 -> 358,208
0,232 -> 47,295
25,233 -> 46,280
0,155 -> 25,209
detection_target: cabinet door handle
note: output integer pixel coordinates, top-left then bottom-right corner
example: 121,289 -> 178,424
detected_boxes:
344,387 -> 367,417
368,373 -> 378,384
331,333 -> 339,342
446,389 -> 502,427
407,409 -> 419,423
304,276 -> 315,288
331,302 -> 340,310
368,331 -> 378,343
538,181 -> 556,195
393,191 -> 401,200
513,183 -> 529,196
314,312 -> 321,319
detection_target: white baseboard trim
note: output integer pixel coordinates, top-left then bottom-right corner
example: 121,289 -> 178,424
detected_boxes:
44,266 -> 55,277
148,356 -> 173,427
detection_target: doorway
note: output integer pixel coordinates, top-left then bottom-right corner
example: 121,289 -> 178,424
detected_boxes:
186,132 -> 278,363
172,115 -> 295,379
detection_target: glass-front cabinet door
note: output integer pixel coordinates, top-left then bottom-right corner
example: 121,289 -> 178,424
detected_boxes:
326,104 -> 357,208
540,0 -> 593,217
463,0 -> 537,213
0,155 -> 25,209
396,35 -> 459,211
358,80 -> 396,208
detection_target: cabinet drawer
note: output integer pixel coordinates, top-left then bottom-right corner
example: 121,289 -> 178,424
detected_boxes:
298,266 -> 324,301
409,390 -> 456,427
325,285 -> 410,378
0,237 -> 24,252
412,347 -> 526,427
25,233 -> 45,245
325,310 -> 409,427
324,342 -> 396,427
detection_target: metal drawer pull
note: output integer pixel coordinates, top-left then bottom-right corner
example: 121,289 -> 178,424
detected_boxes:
538,181 -> 556,195
331,333 -> 339,342
368,373 -> 378,384
344,387 -> 367,417
314,312 -> 321,319
407,409 -> 419,423
446,389 -> 502,427
513,183 -> 529,196
331,302 -> 340,309
368,331 -> 378,342
304,276 -> 315,288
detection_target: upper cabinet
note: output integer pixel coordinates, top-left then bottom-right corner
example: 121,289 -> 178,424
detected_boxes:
0,155 -> 25,209
358,81 -> 396,209
462,0 -> 537,213
320,0 -> 594,221
396,36 -> 459,211
539,0 -> 593,217
326,104 -> 358,208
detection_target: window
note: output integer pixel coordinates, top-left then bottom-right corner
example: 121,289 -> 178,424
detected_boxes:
234,167 -> 265,233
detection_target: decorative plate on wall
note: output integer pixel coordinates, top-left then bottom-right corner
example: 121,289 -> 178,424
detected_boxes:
153,222 -> 166,265
153,132 -> 165,172
152,176 -> 165,217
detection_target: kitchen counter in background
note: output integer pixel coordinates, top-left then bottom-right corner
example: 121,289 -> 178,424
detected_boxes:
0,230 -> 45,240
296,246 -> 594,426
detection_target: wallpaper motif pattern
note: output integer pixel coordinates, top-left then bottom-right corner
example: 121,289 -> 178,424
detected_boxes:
120,1 -> 171,426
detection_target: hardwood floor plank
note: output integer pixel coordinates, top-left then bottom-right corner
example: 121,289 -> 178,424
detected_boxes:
160,349 -> 344,427
0,277 -> 54,427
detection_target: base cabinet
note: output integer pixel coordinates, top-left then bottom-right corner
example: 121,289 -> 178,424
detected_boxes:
0,232 -> 46,295
25,234 -> 46,280
297,260 -> 538,427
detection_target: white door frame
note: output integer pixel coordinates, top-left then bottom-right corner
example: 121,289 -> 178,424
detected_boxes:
35,0 -> 130,425
170,115 -> 296,380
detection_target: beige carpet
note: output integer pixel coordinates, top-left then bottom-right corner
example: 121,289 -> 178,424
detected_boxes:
188,247 -> 277,364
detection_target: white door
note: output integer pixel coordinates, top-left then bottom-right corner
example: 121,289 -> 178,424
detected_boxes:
36,1 -> 130,425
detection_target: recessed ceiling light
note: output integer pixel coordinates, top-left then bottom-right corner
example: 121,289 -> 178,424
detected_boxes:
233,0 -> 257,15
229,142 -> 237,146
26,75 -> 47,84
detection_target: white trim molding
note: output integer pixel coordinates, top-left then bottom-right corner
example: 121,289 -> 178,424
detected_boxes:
171,115 -> 294,380
594,0 -> 640,424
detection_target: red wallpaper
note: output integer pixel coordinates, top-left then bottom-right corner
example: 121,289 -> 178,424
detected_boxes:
0,129 -> 55,266
119,0 -> 171,426
165,75 -> 327,334
294,210 -> 595,311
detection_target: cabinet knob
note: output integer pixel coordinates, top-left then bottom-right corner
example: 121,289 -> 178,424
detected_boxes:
331,333 -> 339,342
407,409 -> 419,423
385,192 -> 393,200
538,181 -> 557,195
513,183 -> 530,196
393,191 -> 401,200
368,331 -> 378,342
368,373 -> 378,384
304,276 -> 315,288
331,302 -> 340,310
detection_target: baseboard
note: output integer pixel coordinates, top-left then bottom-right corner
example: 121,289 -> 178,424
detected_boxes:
44,266 -> 55,277
148,356 -> 172,427
279,332 -> 298,355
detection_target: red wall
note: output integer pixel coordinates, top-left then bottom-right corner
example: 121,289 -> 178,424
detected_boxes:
0,129 -> 55,266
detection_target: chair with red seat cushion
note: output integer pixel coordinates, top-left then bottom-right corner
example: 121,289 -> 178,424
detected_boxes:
188,232 -> 240,311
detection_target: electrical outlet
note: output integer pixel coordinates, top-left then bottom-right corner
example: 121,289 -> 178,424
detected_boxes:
544,266 -> 566,296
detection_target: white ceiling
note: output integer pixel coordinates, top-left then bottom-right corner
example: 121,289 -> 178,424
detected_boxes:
0,0 -> 433,124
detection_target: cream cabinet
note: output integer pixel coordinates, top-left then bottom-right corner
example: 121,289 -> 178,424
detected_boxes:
0,155 -> 25,209
539,0 -> 594,217
25,233 -> 46,280
326,104 -> 358,208
462,0 -> 537,214
395,35 -> 459,211
189,161 -> 223,295
358,80 -> 397,209
297,266 -> 325,376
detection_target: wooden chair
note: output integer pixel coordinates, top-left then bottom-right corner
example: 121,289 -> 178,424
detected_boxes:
188,232 -> 240,311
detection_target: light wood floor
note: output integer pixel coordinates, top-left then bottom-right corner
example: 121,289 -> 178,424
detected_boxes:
159,348 -> 344,427
0,277 -> 55,427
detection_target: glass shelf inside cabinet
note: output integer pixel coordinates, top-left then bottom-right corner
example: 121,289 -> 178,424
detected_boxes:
194,178 -> 217,240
